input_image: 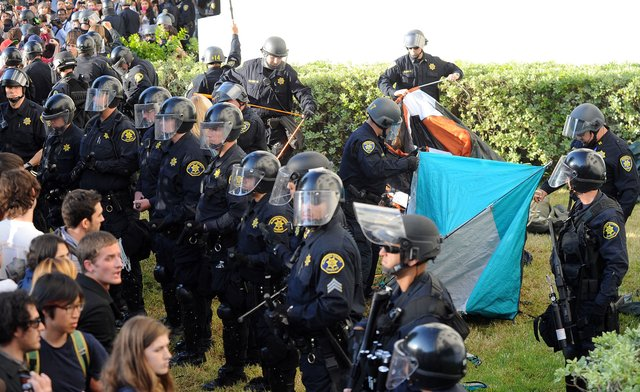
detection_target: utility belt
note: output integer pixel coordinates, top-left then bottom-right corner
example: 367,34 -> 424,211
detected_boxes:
346,184 -> 382,205
43,188 -> 67,204
101,190 -> 132,214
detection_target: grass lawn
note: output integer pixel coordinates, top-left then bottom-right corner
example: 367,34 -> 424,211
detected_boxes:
139,190 -> 639,391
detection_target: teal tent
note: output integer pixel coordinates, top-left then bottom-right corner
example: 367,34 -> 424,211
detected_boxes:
409,152 -> 544,319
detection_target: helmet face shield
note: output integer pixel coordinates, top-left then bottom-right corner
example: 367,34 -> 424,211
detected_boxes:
200,121 -> 232,151
85,88 -> 115,112
269,166 -> 295,206
562,115 -> 601,138
354,202 -> 405,247
134,102 -> 160,129
386,123 -> 401,144
228,163 -> 266,196
41,111 -> 71,135
386,339 -> 419,390
547,155 -> 576,188
293,190 -> 340,227
154,114 -> 182,140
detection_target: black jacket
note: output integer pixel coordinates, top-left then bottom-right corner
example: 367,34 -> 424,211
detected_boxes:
76,273 -> 120,352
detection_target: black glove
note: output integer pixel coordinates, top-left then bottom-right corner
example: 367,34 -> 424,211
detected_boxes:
69,160 -> 86,182
84,153 -> 97,171
258,223 -> 279,253
580,301 -> 608,319
176,220 -> 205,245
409,147 -> 426,156
406,155 -> 419,171
266,303 -> 290,325
303,108 -> 315,119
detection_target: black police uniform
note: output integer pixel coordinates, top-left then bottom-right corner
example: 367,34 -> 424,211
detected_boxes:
189,34 -> 241,96
541,131 -> 640,220
136,126 -> 166,199
122,65 -> 153,117
75,54 -> 118,85
158,1 -> 178,21
0,98 -> 45,162
558,191 -> 628,360
132,55 -> 159,86
338,122 -> 414,292
236,195 -> 298,390
39,123 -> 83,229
150,131 -> 206,356
237,106 -> 268,153
77,110 -> 145,314
286,214 -> 364,392
119,7 -> 141,39
23,58 -> 55,105
49,75 -> 89,128
103,13 -> 126,37
378,53 -> 463,102
176,0 -> 195,37
196,143 -> 249,380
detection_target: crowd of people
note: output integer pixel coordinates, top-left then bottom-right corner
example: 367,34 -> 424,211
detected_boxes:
0,7 -> 637,391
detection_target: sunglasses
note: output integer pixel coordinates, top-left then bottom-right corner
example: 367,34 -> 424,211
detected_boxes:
25,317 -> 42,329
382,245 -> 401,254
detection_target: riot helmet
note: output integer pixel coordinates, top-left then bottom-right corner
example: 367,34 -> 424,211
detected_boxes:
19,9 -> 37,24
154,96 -> 196,140
102,0 -> 115,15
269,151 -> 332,206
19,23 -> 35,38
229,151 -> 281,196
547,148 -> 606,193
200,102 -> 243,155
85,75 -> 123,112
1,68 -> 29,103
23,40 -> 43,61
135,86 -> 171,129
387,323 -> 467,390
156,9 -> 173,26
404,29 -> 427,49
110,45 -> 134,76
78,9 -> 99,26
367,97 -> 402,139
76,33 -> 96,55
42,93 -> 75,134
141,24 -> 156,42
201,46 -> 225,65
562,103 -> 606,143
85,30 -> 104,54
52,50 -> 77,72
213,82 -> 248,104
261,36 -> 288,70
293,168 -> 343,227
1,47 -> 23,68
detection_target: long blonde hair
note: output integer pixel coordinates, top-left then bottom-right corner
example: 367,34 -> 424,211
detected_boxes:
101,316 -> 175,392
190,93 -> 213,139
30,257 -> 78,293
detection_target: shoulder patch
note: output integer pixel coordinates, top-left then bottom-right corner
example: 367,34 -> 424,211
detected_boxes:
269,215 -> 288,234
121,129 -> 137,143
603,222 -> 620,240
620,155 -> 633,172
240,121 -> 250,134
186,161 -> 205,177
134,72 -> 144,84
362,140 -> 376,154
320,253 -> 345,274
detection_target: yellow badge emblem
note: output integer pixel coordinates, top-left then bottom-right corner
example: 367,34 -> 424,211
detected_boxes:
620,155 -> 633,172
429,63 -> 436,70
603,222 -> 620,240
304,254 -> 311,267
362,140 -> 376,154
303,229 -> 310,239
155,141 -> 162,149
320,253 -> 345,274
23,117 -> 31,126
183,4 -> 188,10
134,73 -> 144,84
252,217 -> 259,229
269,216 -> 288,234
214,168 -> 221,178
597,150 -> 606,159
240,121 -> 250,134
170,157 -> 177,166
121,129 -> 136,143
103,132 -> 110,139
63,144 -> 71,152
277,77 -> 285,85
186,161 -> 205,177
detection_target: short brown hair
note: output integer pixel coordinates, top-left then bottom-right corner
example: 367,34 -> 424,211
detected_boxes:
66,29 -> 82,47
77,231 -> 118,273
61,189 -> 102,228
0,152 -> 23,172
0,168 -> 40,219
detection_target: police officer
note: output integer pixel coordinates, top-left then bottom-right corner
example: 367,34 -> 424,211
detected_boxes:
175,0 -> 195,37
73,75 -> 145,317
38,93 -> 83,230
187,22 -> 241,97
74,33 -> 118,85
101,0 -> 125,37
50,51 -> 90,128
133,86 -> 172,205
213,81 -> 267,153
0,68 -> 45,167
534,103 -> 640,221
194,103 -> 250,390
339,97 -> 418,295
0,46 -> 24,70
120,56 -> 153,119
111,45 -> 159,87
547,148 -> 628,391
119,0 -> 140,39
284,168 -> 364,392
386,323 -> 468,392
22,40 -> 54,105
378,29 -> 463,102
354,206 -> 467,348
220,36 -> 316,162
228,150 -> 298,391
134,96 -> 208,366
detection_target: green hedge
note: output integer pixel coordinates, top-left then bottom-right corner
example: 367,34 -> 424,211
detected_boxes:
147,55 -> 640,165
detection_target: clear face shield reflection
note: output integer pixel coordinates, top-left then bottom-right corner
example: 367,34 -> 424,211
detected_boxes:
562,115 -> 584,138
85,88 -> 114,112
41,113 -> 68,135
269,166 -> 294,206
134,102 -> 160,129
228,164 -> 266,196
385,123 -> 401,144
386,339 -> 419,390
353,202 -> 405,247
154,114 -> 182,141
547,155 -> 577,188
293,190 -> 339,227
200,122 -> 232,153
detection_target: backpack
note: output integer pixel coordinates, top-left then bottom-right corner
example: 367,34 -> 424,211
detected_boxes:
26,330 -> 90,378
527,199 -> 568,234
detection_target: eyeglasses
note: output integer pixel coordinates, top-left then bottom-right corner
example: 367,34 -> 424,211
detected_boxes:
407,47 -> 420,50
382,245 -> 401,254
56,303 -> 84,314
25,317 -> 42,329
